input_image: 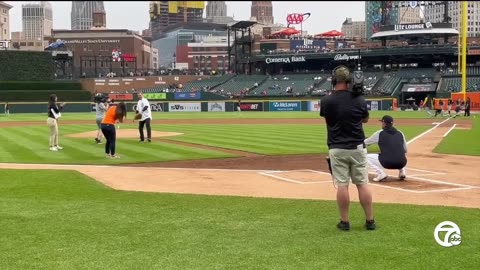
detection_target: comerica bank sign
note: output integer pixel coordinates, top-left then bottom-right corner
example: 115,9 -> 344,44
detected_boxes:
265,56 -> 306,64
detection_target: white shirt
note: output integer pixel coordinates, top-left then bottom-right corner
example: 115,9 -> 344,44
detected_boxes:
365,129 -> 408,153
136,98 -> 152,121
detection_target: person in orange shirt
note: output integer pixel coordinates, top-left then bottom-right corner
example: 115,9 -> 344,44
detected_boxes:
101,102 -> 127,158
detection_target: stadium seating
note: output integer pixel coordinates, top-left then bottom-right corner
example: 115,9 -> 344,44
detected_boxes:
212,75 -> 267,96
375,76 -> 402,94
248,74 -> 318,96
179,74 -> 235,92
391,68 -> 436,79
443,66 -> 480,76
440,77 -> 480,92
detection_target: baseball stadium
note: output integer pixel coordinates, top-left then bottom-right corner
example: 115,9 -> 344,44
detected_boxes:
0,1 -> 479,269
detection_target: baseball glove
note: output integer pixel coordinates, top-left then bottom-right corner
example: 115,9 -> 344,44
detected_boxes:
134,113 -> 142,120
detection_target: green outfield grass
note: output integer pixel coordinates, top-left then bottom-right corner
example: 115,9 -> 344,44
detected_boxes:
0,111 -> 434,122
155,124 -> 426,155
0,123 -> 428,164
0,169 -> 478,269
435,116 -> 480,156
0,124 -> 232,164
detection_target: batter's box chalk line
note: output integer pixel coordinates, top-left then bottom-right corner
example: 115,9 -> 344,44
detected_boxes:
259,170 -> 332,185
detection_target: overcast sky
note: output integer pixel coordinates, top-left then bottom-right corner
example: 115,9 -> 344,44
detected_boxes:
5,1 -> 365,35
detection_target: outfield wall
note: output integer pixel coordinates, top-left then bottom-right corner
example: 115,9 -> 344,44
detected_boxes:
0,98 -> 395,114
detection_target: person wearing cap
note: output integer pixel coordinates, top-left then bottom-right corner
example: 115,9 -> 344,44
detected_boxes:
364,115 -> 407,182
320,65 -> 375,231
136,90 -> 152,143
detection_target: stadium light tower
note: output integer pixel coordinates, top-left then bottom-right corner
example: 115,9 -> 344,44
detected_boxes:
460,1 -> 467,101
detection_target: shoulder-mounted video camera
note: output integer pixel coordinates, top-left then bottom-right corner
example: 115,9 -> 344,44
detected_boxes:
94,93 -> 108,103
331,65 -> 364,96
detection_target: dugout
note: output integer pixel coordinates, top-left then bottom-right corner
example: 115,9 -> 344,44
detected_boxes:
399,83 -> 437,107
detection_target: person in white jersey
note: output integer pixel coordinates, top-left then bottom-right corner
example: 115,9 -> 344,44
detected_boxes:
136,90 -> 152,143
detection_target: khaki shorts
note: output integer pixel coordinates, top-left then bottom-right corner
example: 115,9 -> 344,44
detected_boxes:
329,148 -> 368,186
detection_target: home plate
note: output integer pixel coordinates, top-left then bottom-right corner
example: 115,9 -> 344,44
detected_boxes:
66,129 -> 183,138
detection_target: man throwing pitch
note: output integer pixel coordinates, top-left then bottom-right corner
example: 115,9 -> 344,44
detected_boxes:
136,91 -> 152,143
320,65 -> 375,231
365,115 -> 407,182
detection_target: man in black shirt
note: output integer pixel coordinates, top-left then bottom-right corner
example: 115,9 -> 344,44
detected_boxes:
320,65 -> 375,231
365,115 -> 407,182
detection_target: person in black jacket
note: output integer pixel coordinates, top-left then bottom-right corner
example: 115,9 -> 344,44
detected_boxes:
365,115 -> 407,182
464,97 -> 471,117
320,65 -> 375,231
47,94 -> 66,151
447,99 -> 453,117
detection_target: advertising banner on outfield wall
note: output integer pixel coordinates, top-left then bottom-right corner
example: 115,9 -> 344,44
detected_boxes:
269,101 -> 301,111
169,102 -> 201,112
239,102 -> 263,111
143,93 -> 167,100
308,101 -> 321,112
133,103 -> 164,112
366,100 -> 381,111
208,102 -> 225,112
174,92 -> 201,100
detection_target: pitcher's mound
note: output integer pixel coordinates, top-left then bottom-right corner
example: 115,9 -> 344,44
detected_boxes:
67,129 -> 183,139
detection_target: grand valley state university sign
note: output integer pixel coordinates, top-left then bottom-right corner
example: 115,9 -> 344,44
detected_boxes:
265,56 -> 306,64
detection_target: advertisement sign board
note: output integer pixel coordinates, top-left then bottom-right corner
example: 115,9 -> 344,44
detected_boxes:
143,93 -> 167,100
169,102 -> 201,112
239,102 -> 263,111
290,39 -> 326,50
269,101 -> 301,111
108,93 -> 133,101
308,101 -> 321,112
174,92 -> 201,100
208,102 -> 225,112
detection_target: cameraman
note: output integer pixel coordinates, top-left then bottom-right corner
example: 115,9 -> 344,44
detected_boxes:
320,65 -> 375,231
94,94 -> 109,144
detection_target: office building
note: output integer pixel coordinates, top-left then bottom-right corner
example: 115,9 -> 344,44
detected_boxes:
22,1 -> 53,40
399,6 -> 421,24
424,1 -> 480,37
150,1 -> 205,40
71,1 -> 106,30
341,18 -> 366,40
0,1 -> 12,41
251,1 -> 273,25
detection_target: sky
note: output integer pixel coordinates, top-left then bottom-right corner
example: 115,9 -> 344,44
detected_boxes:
5,1 -> 365,35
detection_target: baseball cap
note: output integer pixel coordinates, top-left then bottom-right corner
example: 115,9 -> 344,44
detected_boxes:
333,66 -> 350,83
380,115 -> 394,124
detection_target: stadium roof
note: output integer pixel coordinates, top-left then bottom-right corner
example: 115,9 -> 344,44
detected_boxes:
163,22 -> 228,33
230,21 -> 257,30
371,28 -> 459,39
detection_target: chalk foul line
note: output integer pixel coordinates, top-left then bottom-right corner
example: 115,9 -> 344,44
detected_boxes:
407,117 -> 450,145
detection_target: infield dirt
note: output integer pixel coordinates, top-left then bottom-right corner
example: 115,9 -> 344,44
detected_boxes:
0,117 -> 478,208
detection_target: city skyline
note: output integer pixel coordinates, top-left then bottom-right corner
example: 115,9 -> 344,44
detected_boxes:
4,1 -> 365,36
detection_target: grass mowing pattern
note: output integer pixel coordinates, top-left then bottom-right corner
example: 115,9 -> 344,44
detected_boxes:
0,124 -> 232,164
434,116 -> 480,156
0,111 -> 436,122
0,169 -> 478,269
155,124 -> 429,155
0,124 -> 429,164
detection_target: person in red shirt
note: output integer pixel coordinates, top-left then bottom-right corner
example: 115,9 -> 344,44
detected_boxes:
101,102 -> 127,158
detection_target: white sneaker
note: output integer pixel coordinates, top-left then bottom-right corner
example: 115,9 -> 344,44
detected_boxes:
49,147 -> 58,151
373,172 -> 388,182
399,169 -> 406,180
55,145 -> 63,150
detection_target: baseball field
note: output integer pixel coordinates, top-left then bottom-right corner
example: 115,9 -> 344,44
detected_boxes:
0,111 -> 479,269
